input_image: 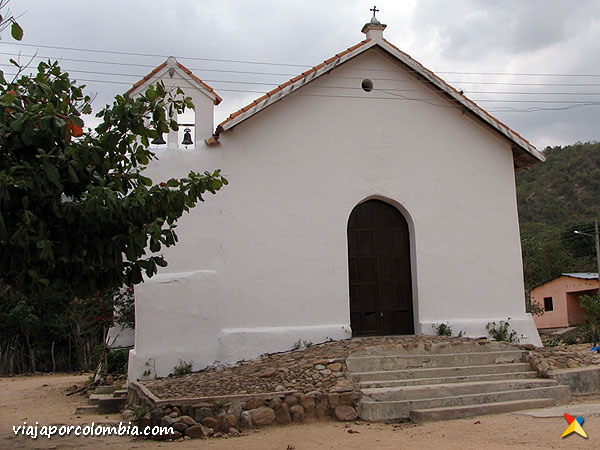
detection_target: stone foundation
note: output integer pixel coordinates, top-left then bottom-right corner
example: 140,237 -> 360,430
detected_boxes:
127,381 -> 361,440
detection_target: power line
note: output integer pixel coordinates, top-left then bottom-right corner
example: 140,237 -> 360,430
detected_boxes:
4,62 -> 600,97
5,44 -> 600,79
2,41 -> 312,68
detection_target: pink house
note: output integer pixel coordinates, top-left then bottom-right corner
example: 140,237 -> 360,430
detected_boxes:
530,273 -> 598,329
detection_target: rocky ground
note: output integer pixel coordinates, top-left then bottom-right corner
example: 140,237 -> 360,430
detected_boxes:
142,335 -> 478,399
142,335 -> 600,401
529,343 -> 600,375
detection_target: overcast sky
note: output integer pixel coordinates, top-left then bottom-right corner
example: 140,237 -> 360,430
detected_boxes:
3,0 -> 600,150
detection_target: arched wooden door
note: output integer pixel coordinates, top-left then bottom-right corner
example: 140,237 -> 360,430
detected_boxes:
348,200 -> 414,336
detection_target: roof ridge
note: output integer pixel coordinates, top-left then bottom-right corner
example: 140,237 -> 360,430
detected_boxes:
127,58 -> 222,105
217,39 -> 372,130
214,35 -> 543,169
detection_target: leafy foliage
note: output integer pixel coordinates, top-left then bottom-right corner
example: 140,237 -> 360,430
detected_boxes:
173,359 -> 193,376
432,322 -> 453,336
486,318 -> 519,343
0,55 -> 226,374
0,0 -> 23,41
516,142 -> 600,291
580,292 -> 600,345
0,61 -> 227,300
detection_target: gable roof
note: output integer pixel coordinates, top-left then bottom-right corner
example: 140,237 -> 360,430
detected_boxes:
216,34 -> 544,170
127,57 -> 222,105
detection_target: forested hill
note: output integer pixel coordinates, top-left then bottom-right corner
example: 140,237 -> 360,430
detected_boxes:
516,141 -> 600,291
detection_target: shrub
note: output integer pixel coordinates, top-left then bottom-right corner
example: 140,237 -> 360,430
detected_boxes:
486,318 -> 519,343
106,348 -> 130,374
577,323 -> 595,344
432,322 -> 453,336
173,360 -> 193,376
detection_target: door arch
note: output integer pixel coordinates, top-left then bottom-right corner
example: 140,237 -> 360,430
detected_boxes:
347,199 -> 414,336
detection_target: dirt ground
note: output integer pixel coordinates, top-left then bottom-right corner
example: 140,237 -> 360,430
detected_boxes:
1,374 -> 599,449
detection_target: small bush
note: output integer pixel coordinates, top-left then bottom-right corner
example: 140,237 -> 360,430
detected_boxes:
106,348 -> 129,374
173,360 -> 193,376
545,337 -> 560,347
561,334 -> 578,345
432,322 -> 453,336
132,405 -> 148,422
486,318 -> 519,343
577,323 -> 595,344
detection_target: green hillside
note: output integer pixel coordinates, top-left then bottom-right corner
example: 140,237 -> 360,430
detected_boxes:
516,141 -> 600,291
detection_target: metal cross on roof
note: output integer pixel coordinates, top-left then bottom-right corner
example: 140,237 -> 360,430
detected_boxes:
370,5 -> 379,18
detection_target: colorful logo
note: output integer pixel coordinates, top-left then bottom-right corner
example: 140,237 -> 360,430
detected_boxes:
562,413 -> 587,439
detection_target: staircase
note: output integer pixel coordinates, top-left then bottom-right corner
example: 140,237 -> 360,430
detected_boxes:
75,385 -> 128,415
347,340 -> 571,422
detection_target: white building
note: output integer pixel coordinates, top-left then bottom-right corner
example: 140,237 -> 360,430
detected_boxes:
127,15 -> 545,380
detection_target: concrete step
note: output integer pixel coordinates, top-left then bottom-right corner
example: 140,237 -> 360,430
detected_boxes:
358,385 -> 571,421
350,340 -> 517,357
409,398 -> 557,423
94,385 -> 118,395
362,378 -> 558,402
75,405 -> 99,415
346,350 -> 525,372
113,389 -> 128,398
97,397 -> 127,414
88,393 -> 114,405
353,363 -> 533,382
360,370 -> 538,388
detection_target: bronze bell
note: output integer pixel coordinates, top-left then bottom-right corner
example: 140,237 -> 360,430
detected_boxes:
181,128 -> 193,146
151,133 -> 166,145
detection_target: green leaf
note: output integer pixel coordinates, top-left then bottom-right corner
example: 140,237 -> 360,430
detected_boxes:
11,21 -> 23,41
0,92 -> 15,106
139,175 -> 152,186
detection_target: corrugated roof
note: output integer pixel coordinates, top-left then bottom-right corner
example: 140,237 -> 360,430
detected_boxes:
127,58 -> 222,105
216,36 -> 544,169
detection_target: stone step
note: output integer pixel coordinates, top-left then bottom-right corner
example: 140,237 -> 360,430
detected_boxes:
409,398 -> 558,423
88,393 -> 115,405
358,385 -> 571,421
360,370 -> 538,388
353,363 -> 533,382
97,397 -> 127,414
75,405 -> 99,415
362,378 -> 558,402
94,385 -> 118,395
350,340 -> 516,357
113,389 -> 128,398
346,350 -> 525,372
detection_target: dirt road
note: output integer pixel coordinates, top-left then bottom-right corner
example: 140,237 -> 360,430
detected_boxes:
1,373 -> 598,449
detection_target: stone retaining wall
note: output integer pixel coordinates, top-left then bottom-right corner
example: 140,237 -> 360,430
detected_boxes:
127,380 -> 361,440
548,366 -> 600,394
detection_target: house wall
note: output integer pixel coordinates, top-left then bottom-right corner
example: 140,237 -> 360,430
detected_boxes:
128,47 -> 540,380
566,291 -> 591,326
531,276 -> 598,328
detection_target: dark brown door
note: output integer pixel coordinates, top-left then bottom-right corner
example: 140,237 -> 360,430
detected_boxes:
348,200 -> 414,336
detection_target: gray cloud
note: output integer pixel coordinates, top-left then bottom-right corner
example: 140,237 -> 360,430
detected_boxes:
5,0 -> 600,149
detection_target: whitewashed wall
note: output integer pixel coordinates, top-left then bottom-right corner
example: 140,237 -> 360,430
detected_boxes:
128,47 -> 540,380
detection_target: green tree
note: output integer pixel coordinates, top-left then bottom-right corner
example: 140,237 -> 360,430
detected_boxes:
0,61 -> 227,301
580,292 -> 600,347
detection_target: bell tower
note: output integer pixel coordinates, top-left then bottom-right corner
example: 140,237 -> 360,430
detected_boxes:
127,56 -> 222,149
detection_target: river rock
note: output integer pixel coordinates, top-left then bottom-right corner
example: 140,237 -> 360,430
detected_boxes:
275,403 -> 292,424
334,405 -> 358,421
248,406 -> 276,426
290,404 -> 304,422
185,424 -> 212,438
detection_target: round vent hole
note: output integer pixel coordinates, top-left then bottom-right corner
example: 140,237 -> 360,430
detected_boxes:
361,79 -> 374,92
